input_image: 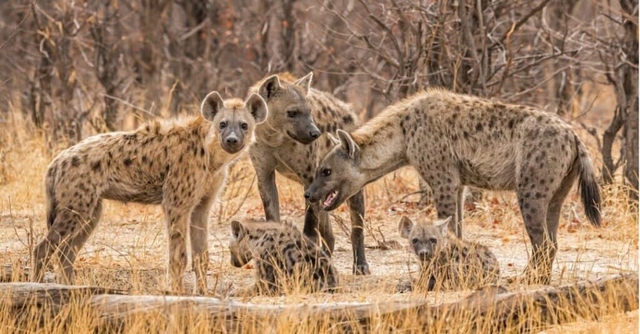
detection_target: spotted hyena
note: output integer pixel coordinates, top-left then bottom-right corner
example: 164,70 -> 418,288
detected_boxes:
305,88 -> 601,283
228,220 -> 338,295
247,72 -> 370,275
398,216 -> 499,290
32,92 -> 267,293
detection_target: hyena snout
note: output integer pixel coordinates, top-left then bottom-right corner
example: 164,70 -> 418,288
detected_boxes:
221,129 -> 245,153
290,116 -> 321,144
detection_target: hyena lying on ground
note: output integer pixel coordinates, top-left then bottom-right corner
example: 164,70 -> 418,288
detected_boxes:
247,72 -> 370,275
305,88 -> 601,283
228,220 -> 338,295
32,92 -> 267,293
398,216 -> 500,291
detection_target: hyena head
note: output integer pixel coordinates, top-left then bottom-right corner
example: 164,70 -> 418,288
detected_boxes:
201,91 -> 268,154
305,130 -> 366,211
256,72 -> 321,144
398,216 -> 452,263
228,220 -> 253,267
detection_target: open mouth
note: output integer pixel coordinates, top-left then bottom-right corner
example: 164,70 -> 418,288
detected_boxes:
322,189 -> 339,209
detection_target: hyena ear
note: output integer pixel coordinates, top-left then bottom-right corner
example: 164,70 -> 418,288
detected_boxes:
258,75 -> 282,100
436,216 -> 452,235
231,220 -> 246,240
246,94 -> 268,124
201,91 -> 225,122
398,216 -> 414,239
293,72 -> 313,95
327,132 -> 340,146
337,129 -> 359,160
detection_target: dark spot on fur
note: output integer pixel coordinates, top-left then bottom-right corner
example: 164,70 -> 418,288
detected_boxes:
476,123 -> 483,132
71,157 -> 80,167
342,115 -> 353,124
91,161 -> 101,172
124,158 -> 133,166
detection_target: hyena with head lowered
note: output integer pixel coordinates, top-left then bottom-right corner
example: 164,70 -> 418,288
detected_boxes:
305,88 -> 601,283
247,72 -> 370,275
398,216 -> 500,290
228,220 -> 338,295
32,92 -> 267,293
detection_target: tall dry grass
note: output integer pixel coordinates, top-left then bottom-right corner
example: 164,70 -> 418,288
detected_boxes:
0,105 -> 637,333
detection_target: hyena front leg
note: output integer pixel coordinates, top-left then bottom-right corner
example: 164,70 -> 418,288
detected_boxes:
190,193 -> 216,295
346,190 -> 370,275
304,202 -> 333,253
191,170 -> 226,295
251,150 -> 280,221
428,172 -> 462,237
456,187 -> 467,226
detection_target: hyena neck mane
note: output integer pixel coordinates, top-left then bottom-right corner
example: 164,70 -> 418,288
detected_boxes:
350,104 -> 410,182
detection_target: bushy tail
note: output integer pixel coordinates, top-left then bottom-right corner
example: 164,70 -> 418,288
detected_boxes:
45,167 -> 58,229
575,136 -> 602,226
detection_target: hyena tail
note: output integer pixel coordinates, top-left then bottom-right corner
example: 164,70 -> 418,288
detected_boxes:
45,166 -> 58,229
575,136 -> 602,227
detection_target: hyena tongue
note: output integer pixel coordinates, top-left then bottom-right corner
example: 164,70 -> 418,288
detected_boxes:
323,190 -> 338,208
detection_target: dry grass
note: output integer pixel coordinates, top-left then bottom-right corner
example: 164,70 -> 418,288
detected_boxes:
0,110 -> 637,333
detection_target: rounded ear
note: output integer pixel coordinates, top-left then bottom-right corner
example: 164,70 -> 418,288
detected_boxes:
231,220 -> 246,240
258,75 -> 282,100
293,72 -> 313,95
201,91 -> 225,121
337,129 -> 359,160
435,216 -> 452,235
398,216 -> 414,239
246,94 -> 268,124
327,132 -> 340,146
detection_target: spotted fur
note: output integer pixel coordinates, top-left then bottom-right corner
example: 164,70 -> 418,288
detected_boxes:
399,216 -> 499,290
32,92 -> 268,294
306,88 -> 601,284
247,72 -> 371,275
229,220 -> 338,295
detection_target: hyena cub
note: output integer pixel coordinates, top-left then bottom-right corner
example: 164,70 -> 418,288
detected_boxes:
398,216 -> 500,290
228,220 -> 338,295
32,92 -> 267,294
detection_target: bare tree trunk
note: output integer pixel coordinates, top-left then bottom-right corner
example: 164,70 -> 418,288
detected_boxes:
620,0 -> 639,197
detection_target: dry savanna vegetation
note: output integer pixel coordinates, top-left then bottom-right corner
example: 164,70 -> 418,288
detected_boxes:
0,0 -> 638,333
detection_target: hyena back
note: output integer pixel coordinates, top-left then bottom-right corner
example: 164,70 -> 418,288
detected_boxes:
398,216 -> 500,290
228,220 -> 338,295
306,88 -> 601,283
33,92 -> 267,293
247,72 -> 370,275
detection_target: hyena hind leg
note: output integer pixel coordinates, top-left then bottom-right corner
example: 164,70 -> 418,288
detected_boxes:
57,200 -> 103,284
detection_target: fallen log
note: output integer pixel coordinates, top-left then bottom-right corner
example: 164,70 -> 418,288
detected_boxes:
0,273 -> 637,332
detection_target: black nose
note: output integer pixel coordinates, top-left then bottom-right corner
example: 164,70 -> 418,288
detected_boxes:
226,137 -> 238,144
310,129 -> 320,138
304,191 -> 311,199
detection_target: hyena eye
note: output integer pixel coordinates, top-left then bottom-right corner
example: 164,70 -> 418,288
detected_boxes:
411,238 -> 419,245
219,121 -> 227,129
322,168 -> 331,177
429,237 -> 437,244
287,110 -> 298,118
241,122 -> 248,130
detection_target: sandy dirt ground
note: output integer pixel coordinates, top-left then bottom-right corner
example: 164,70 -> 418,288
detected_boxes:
0,154 -> 637,331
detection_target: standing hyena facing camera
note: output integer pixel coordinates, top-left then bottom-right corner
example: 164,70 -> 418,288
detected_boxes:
305,88 -> 601,284
32,92 -> 267,294
398,216 -> 500,291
